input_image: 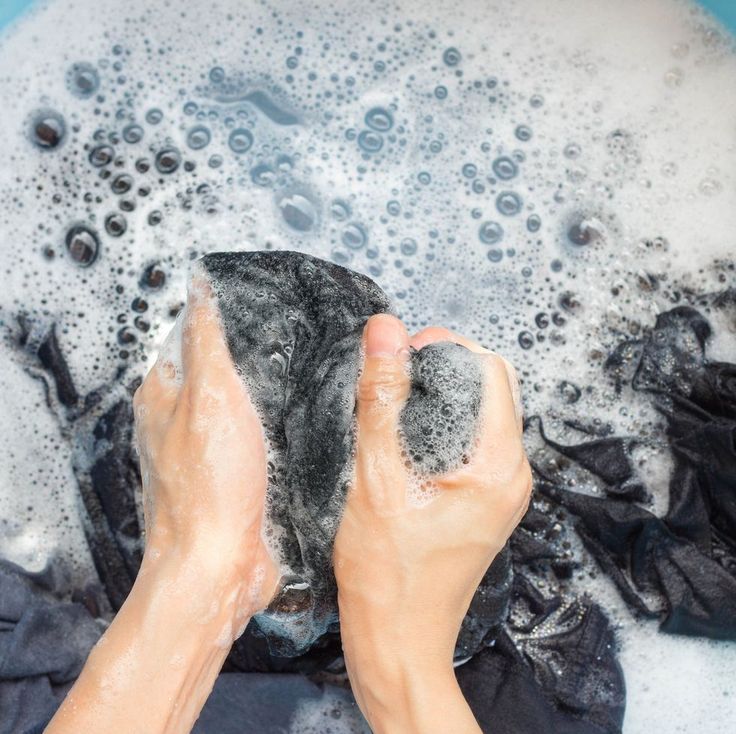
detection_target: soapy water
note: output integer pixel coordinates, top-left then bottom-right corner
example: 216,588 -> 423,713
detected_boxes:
0,0 -> 735,731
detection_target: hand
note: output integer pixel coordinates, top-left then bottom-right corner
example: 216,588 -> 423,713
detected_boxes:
133,273 -> 279,619
46,272 -> 279,734
333,315 -> 531,734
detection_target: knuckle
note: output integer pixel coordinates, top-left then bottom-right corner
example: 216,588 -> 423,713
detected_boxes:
357,358 -> 409,404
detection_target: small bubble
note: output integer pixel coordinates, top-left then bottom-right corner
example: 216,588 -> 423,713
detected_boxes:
496,191 -> 522,216
155,148 -> 182,174
526,214 -> 541,232
443,47 -> 461,66
434,85 -> 448,100
104,212 -> 127,237
357,129 -> 383,153
209,66 -> 225,83
65,224 -> 99,267
145,108 -> 163,125
89,144 -> 114,167
400,237 -> 417,256
140,262 -> 166,291
229,128 -> 254,154
492,156 -> 518,180
515,125 -> 532,142
518,331 -> 534,349
186,125 -> 211,150
365,107 -> 393,132
66,62 -> 100,98
479,221 -> 504,244
342,223 -> 367,249
122,124 -> 144,144
31,111 -> 66,150
330,199 -> 351,221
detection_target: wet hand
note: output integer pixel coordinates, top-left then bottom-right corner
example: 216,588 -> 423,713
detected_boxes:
333,314 -> 531,733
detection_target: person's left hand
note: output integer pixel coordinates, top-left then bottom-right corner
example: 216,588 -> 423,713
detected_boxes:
133,273 -> 280,623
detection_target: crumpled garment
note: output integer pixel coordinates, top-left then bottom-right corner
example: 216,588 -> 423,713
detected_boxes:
4,250 -> 636,733
200,251 -> 490,654
536,304 -> 736,640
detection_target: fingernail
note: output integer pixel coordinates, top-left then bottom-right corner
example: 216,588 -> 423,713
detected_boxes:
365,314 -> 407,357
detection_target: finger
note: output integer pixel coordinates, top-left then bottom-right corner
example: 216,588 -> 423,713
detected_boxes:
475,353 -> 525,466
410,325 -> 489,354
354,314 -> 411,505
181,268 -> 233,382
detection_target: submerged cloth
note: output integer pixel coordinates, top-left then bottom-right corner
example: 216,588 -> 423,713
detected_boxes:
12,255 -> 736,733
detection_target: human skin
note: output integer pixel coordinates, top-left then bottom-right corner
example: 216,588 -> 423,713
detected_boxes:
45,278 -> 530,734
46,276 -> 281,734
333,315 -> 532,734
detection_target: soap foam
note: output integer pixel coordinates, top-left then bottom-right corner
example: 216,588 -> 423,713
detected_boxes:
1,0 -> 735,730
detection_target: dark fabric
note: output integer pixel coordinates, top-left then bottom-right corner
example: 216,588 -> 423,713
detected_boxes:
0,560 -> 104,734
16,251 -> 716,733
537,305 -> 736,640
201,251 -> 489,656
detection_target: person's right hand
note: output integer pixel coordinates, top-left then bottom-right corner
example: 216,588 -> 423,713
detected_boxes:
333,314 -> 532,734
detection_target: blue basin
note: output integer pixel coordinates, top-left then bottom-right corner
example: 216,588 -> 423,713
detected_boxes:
1,1 -> 736,33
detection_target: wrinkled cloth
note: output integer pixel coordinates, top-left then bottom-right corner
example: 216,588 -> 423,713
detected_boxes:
201,251 -> 489,654
537,305 -> 736,640
4,250 -> 684,734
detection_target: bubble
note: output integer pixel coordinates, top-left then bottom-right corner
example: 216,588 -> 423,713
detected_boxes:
462,163 -> 477,178
564,142 -> 581,159
155,147 -> 182,174
478,221 -> 504,245
278,192 -> 319,232
529,94 -> 545,108
145,108 -> 163,125
209,66 -> 225,83
186,125 -> 211,150
104,212 -> 127,237
65,224 -> 99,267
66,62 -> 100,98
341,223 -> 367,249
495,191 -> 523,216
122,124 -> 144,144
492,156 -> 518,180
30,110 -> 65,150
417,171 -> 431,185
434,85 -> 448,99
487,248 -> 503,263
386,200 -> 401,216
518,330 -> 534,349
229,127 -> 254,154
514,125 -> 532,142
251,163 -> 275,186
329,199 -> 351,221
400,237 -> 417,256
135,157 -> 150,173
147,210 -> 162,226
208,154 -> 223,169
111,174 -> 133,194
566,214 -> 604,246
527,214 -> 541,232
89,144 -> 114,167
139,262 -> 166,291
357,129 -> 383,153
365,107 -> 393,132
559,380 -> 582,404
443,47 -> 461,66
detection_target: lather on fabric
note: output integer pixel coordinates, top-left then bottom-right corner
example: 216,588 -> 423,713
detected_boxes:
199,251 -> 491,654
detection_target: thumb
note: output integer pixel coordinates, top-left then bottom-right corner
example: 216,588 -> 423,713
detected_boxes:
356,314 -> 411,458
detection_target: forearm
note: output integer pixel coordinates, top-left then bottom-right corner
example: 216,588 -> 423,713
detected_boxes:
46,545 -> 252,734
340,597 -> 481,734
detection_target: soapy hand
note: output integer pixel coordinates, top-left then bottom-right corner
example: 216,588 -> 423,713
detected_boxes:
133,273 -> 280,616
46,275 -> 281,734
334,314 -> 532,734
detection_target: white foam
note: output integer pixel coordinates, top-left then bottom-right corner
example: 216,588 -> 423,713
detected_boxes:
0,0 -> 735,730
